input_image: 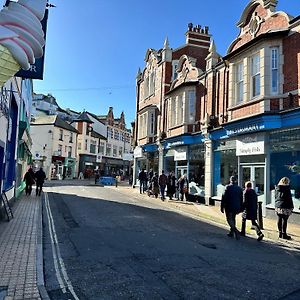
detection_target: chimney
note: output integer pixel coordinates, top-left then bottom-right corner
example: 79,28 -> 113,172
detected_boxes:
185,23 -> 211,49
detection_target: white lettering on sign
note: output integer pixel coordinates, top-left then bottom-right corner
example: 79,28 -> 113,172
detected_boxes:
236,134 -> 265,156
174,150 -> 187,161
227,124 -> 264,136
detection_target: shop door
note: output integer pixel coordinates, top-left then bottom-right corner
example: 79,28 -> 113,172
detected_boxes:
176,166 -> 188,180
241,165 -> 265,202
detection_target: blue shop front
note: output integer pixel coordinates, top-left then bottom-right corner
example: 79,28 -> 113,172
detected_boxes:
162,134 -> 205,185
211,110 -> 300,221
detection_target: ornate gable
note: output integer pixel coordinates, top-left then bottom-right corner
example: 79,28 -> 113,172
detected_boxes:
227,0 -> 291,54
170,55 -> 202,91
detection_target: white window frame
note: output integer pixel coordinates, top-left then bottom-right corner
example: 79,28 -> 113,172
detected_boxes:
270,47 -> 279,95
236,62 -> 244,103
251,54 -> 260,98
187,90 -> 196,123
150,112 -> 155,135
177,95 -> 184,125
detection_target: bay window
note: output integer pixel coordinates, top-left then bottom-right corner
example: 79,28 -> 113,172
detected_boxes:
251,54 -> 260,98
236,62 -> 244,103
271,47 -> 279,94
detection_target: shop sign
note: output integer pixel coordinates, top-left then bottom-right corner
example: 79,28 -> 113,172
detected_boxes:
134,146 -> 143,158
226,124 -> 264,137
96,155 -> 102,163
166,141 -> 185,148
236,135 -> 265,156
123,153 -> 133,161
174,150 -> 187,161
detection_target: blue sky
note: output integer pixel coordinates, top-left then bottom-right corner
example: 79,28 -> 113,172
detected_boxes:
31,0 -> 300,126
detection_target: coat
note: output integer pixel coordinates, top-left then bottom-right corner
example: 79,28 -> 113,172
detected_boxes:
221,183 -> 243,214
23,169 -> 35,185
159,174 -> 168,187
35,169 -> 46,185
178,177 -> 189,194
275,185 -> 294,209
167,175 -> 176,195
242,188 -> 258,220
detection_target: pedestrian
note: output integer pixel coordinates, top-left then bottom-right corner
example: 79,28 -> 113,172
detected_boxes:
78,171 -> 84,180
149,172 -> 159,198
240,181 -> 264,241
35,167 -> 46,196
158,170 -> 168,200
95,170 -> 100,184
275,177 -> 294,240
167,171 -> 176,200
221,175 -> 243,240
178,174 -> 189,201
138,169 -> 147,194
23,167 -> 35,196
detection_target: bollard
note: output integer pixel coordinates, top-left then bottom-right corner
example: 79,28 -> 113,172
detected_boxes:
258,201 -> 264,230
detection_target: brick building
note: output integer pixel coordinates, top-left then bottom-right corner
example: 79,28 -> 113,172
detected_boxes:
134,0 -> 300,220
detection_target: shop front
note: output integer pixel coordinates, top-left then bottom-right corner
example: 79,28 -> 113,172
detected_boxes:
51,156 -> 65,180
64,157 -> 76,179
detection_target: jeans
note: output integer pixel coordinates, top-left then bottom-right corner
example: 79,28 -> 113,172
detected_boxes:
225,211 -> 239,234
241,218 -> 262,236
277,213 -> 289,234
160,185 -> 166,199
139,180 -> 147,193
25,184 -> 32,195
36,183 -> 43,196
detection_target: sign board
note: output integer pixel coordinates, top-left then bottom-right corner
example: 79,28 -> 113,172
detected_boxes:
123,153 -> 133,161
174,150 -> 187,161
15,10 -> 49,80
96,155 -> 102,163
134,146 -> 143,158
236,134 -> 265,156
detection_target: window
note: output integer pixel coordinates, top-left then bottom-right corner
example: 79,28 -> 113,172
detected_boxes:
68,146 -> 72,157
59,129 -> 63,141
85,139 -> 88,151
271,47 -> 279,94
236,62 -> 244,103
144,72 -> 155,99
177,95 -> 184,124
90,140 -> 96,154
149,72 -> 155,95
188,90 -> 196,122
58,144 -> 62,156
150,112 -> 155,135
99,142 -> 105,154
78,142 -> 81,150
119,147 -> 123,157
106,143 -> 111,156
170,97 -> 176,127
139,114 -> 147,138
251,54 -> 260,98
114,130 -> 119,140
113,145 -> 117,157
172,62 -> 178,81
69,132 -> 73,143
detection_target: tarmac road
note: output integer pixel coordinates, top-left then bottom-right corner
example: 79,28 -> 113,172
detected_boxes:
42,181 -> 300,300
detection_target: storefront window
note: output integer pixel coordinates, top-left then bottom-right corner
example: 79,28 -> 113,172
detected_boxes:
269,129 -> 300,212
189,145 -> 205,186
214,140 -> 238,198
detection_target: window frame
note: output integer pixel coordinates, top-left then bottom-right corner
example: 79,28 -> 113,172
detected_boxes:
250,54 -> 261,98
270,47 -> 279,95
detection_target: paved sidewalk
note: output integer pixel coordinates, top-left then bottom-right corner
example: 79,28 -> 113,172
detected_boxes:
0,195 -> 41,300
114,184 -> 300,245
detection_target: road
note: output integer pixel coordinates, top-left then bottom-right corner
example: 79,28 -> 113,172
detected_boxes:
42,181 -> 300,300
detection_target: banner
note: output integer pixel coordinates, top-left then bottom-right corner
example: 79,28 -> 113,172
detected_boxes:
15,9 -> 49,80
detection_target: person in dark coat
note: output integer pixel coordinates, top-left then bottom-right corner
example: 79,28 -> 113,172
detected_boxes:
23,167 -> 35,196
167,172 -> 176,200
240,181 -> 264,241
138,169 -> 147,194
221,176 -> 243,239
35,167 -> 46,196
148,172 -> 159,198
158,170 -> 168,201
275,177 -> 294,240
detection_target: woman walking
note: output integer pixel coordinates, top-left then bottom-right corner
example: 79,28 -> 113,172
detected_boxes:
240,181 -> 264,241
275,177 -> 294,240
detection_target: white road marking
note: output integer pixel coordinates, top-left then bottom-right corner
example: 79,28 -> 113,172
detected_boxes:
45,192 -> 80,300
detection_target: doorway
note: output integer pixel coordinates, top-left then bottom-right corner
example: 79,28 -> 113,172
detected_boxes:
176,166 -> 188,180
241,165 -> 265,202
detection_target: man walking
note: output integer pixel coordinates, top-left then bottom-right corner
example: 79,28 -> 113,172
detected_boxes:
159,170 -> 168,201
35,167 -> 46,196
138,169 -> 147,194
221,176 -> 243,240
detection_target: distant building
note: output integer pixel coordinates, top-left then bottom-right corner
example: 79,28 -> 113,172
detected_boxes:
31,116 -> 78,180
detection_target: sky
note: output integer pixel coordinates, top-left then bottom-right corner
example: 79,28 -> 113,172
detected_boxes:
21,0 -> 300,126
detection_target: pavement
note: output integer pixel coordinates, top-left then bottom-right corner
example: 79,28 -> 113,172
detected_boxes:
113,182 -> 300,246
0,179 -> 299,300
0,194 -> 42,300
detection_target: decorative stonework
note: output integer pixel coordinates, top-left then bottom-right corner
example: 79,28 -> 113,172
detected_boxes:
249,12 -> 263,37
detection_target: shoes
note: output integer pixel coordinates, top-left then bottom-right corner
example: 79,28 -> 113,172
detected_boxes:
282,233 -> 292,240
227,232 -> 234,237
257,233 -> 264,241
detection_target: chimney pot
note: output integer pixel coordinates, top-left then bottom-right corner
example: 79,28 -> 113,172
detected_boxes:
205,26 -> 209,34
188,23 -> 193,31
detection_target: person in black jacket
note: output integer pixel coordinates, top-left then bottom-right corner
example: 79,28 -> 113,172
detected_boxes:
275,177 -> 294,240
23,167 -> 35,196
167,172 -> 176,200
221,176 -> 243,240
240,181 -> 264,241
35,167 -> 46,196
